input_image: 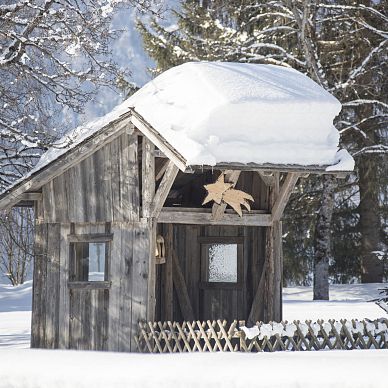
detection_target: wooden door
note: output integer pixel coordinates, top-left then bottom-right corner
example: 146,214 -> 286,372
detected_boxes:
69,288 -> 109,350
199,236 -> 245,321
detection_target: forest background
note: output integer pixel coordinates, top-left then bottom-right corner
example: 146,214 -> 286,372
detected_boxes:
0,0 -> 386,300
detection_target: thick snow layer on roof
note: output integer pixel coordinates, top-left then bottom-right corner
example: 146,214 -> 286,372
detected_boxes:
1,62 -> 355,198
128,62 -> 344,166
36,61 -> 350,172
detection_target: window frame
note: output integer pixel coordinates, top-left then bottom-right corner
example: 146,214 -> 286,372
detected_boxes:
198,236 -> 244,290
68,233 -> 112,289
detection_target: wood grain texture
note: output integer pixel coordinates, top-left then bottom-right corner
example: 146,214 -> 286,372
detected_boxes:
0,115 -> 132,210
42,132 -> 138,223
271,172 -> 299,221
158,208 -> 272,226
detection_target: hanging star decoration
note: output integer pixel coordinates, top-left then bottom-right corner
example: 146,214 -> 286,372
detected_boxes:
202,173 -> 254,217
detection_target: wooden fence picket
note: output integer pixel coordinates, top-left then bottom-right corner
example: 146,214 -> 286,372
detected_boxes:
134,318 -> 388,353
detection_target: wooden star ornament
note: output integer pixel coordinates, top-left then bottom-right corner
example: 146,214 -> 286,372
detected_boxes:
202,172 -> 254,217
202,174 -> 233,205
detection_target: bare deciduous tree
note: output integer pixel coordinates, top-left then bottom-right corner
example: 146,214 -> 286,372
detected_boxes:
0,208 -> 34,285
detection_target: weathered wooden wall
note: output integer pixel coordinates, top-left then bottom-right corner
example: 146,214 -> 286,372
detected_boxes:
31,131 -> 151,352
41,132 -> 139,223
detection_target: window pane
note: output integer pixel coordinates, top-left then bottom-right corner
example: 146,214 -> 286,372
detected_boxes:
88,242 -> 106,281
73,241 -> 107,282
208,244 -> 237,283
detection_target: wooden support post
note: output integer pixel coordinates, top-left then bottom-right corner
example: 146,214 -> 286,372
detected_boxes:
151,161 -> 179,219
141,137 -> 157,322
172,250 -> 195,321
164,224 -> 174,321
264,173 -> 280,322
147,220 -> 157,322
212,170 -> 241,220
272,174 -> 282,322
142,138 -> 155,219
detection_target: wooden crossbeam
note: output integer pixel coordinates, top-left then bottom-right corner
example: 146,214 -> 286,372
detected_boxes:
271,173 -> 300,221
172,250 -> 195,321
158,208 -> 272,226
151,161 -> 179,219
17,192 -> 42,201
211,170 -> 241,220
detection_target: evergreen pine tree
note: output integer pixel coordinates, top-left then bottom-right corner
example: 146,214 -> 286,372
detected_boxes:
138,0 -> 388,290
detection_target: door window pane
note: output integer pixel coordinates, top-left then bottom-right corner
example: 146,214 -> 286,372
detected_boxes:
208,244 -> 238,282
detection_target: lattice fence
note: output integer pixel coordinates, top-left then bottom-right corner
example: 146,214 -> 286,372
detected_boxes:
135,318 -> 388,353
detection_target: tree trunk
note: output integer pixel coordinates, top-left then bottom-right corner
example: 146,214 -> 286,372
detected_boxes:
313,175 -> 335,300
358,155 -> 383,283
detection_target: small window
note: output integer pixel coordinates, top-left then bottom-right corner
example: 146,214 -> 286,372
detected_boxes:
208,244 -> 238,283
199,236 -> 243,288
70,241 -> 109,282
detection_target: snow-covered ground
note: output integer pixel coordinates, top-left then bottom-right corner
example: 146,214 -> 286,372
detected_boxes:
1,348 -> 388,388
283,283 -> 384,321
0,281 -> 386,388
0,280 -> 385,349
0,281 -> 32,349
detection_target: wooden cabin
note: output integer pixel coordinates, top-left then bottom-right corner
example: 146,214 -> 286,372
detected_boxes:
0,62 -> 353,352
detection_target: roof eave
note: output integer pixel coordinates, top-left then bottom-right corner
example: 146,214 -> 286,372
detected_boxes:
185,162 -> 352,178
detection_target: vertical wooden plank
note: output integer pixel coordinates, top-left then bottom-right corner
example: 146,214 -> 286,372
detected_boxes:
110,136 -> 121,223
131,224 -> 149,351
93,149 -> 105,222
102,143 -> 113,222
128,132 -> 140,221
44,223 -> 60,348
31,214 -> 47,348
118,227 -> 133,352
58,224 -> 70,349
107,226 -> 122,351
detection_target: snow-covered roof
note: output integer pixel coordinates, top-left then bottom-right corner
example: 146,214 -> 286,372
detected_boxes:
129,62 -> 347,167
37,62 -> 353,172
0,62 -> 355,205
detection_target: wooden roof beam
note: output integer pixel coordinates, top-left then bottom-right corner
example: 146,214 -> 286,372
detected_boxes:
130,109 -> 187,172
271,172 -> 300,221
151,161 -> 179,219
187,163 -> 349,177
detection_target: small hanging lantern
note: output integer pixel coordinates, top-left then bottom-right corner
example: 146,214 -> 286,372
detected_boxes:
155,234 -> 166,264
